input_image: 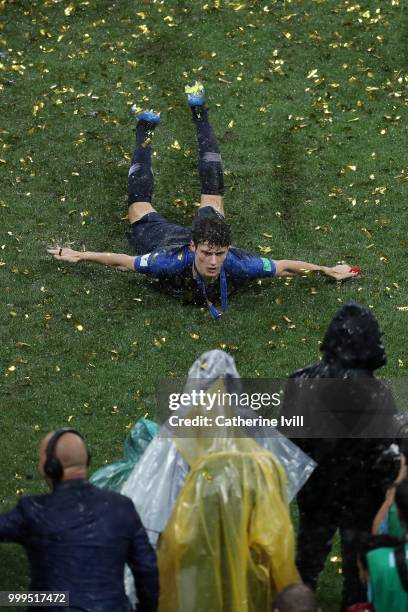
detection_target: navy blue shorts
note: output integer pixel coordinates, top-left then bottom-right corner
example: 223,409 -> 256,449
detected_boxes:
128,206 -> 222,254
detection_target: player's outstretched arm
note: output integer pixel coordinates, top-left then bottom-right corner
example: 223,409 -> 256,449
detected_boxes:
47,247 -> 136,271
274,259 -> 360,281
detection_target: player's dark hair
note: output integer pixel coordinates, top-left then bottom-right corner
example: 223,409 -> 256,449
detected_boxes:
272,584 -> 319,612
192,215 -> 231,247
396,479 -> 408,524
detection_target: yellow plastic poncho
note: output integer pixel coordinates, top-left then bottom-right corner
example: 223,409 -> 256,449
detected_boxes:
158,378 -> 300,612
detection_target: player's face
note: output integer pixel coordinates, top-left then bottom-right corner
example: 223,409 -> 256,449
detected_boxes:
191,241 -> 229,279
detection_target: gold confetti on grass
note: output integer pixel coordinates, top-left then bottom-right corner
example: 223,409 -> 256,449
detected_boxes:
219,343 -> 239,352
64,4 -> 75,16
282,316 -> 296,329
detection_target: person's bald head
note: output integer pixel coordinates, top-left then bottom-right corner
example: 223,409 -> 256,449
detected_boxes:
39,430 -> 89,486
273,584 -> 320,612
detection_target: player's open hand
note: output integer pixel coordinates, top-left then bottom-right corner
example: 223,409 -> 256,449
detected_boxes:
326,264 -> 361,281
47,247 -> 82,263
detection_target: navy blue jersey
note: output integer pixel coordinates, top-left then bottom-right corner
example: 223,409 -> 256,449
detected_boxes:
133,245 -> 276,309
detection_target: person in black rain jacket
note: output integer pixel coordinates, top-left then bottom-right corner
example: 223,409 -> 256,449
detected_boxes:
279,302 -> 398,611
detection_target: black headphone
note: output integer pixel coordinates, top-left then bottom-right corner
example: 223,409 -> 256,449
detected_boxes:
44,428 -> 91,484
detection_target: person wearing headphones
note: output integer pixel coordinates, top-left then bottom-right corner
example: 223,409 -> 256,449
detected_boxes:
0,429 -> 159,612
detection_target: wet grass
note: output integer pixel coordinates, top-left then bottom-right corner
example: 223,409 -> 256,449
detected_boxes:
1,0 -> 408,608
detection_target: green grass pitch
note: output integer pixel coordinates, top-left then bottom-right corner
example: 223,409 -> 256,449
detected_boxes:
1,0 -> 407,608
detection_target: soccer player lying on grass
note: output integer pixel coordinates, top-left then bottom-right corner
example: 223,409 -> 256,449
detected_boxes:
48,83 -> 360,319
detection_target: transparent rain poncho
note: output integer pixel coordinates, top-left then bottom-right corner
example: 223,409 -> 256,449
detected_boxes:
123,350 -> 315,606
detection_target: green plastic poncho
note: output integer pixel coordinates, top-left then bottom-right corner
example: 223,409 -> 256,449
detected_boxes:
368,543 -> 408,612
90,418 -> 159,492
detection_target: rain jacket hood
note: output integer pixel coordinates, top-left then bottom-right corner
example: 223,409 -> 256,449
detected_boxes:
175,349 -> 257,467
320,301 -> 386,371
